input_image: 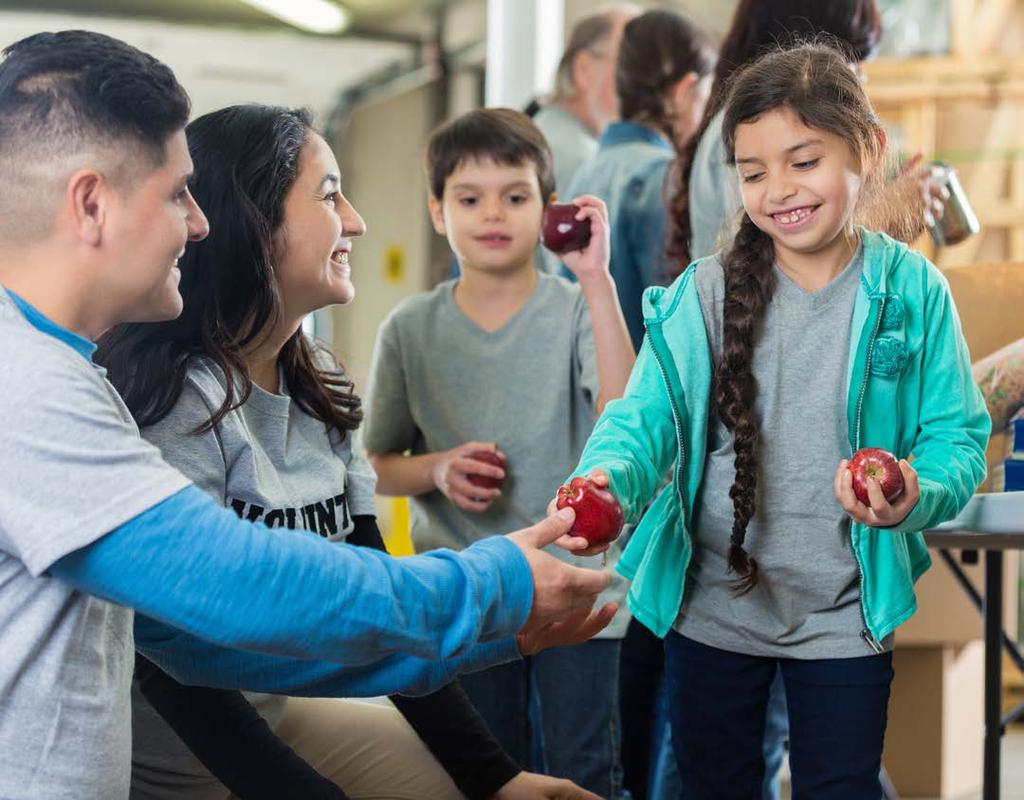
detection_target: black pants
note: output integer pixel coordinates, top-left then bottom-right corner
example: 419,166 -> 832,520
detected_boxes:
618,617 -> 664,800
664,631 -> 894,800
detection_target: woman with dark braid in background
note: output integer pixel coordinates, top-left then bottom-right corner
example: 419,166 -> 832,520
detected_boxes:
562,9 -> 715,352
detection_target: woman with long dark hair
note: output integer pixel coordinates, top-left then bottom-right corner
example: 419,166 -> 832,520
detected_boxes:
98,105 -> 600,800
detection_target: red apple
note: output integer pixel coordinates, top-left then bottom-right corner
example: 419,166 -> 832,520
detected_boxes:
467,450 -> 506,490
848,447 -> 904,506
541,203 -> 591,254
555,477 -> 624,546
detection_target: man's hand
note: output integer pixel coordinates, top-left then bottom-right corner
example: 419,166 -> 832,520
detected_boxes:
493,770 -> 605,799
516,601 -> 618,657
834,458 -> 920,527
430,441 -> 506,513
506,509 -> 613,642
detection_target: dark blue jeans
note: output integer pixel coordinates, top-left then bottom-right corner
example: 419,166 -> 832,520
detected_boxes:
460,638 -> 623,798
650,667 -> 788,799
664,632 -> 893,800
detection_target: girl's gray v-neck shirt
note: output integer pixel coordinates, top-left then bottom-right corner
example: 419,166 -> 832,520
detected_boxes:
675,244 -> 892,658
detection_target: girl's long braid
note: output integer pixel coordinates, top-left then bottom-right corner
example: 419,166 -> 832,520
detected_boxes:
706,42 -> 886,594
716,214 -> 776,594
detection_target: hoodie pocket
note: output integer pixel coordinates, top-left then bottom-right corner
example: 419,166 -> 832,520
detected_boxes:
622,485 -> 691,636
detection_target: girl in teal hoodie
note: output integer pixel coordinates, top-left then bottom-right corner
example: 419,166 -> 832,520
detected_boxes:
560,43 -> 990,799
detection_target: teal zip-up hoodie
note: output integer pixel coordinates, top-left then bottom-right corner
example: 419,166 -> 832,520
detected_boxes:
572,230 -> 990,646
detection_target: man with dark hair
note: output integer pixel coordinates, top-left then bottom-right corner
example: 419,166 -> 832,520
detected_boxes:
0,31 -> 191,246
0,30 -> 613,798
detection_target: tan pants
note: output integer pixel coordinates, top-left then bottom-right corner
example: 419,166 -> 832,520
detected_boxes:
237,697 -> 466,800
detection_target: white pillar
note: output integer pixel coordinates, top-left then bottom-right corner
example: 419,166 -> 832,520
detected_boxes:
484,0 -> 564,110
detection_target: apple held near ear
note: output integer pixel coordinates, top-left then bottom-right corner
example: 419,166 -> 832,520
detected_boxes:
541,202 -> 592,255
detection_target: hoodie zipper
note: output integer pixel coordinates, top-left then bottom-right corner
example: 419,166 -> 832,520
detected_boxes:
852,294 -> 885,452
853,293 -> 887,653
646,327 -> 688,518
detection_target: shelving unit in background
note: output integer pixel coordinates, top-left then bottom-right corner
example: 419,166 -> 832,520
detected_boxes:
865,0 -> 1024,268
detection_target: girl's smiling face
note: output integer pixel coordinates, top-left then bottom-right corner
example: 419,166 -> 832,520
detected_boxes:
733,106 -> 867,273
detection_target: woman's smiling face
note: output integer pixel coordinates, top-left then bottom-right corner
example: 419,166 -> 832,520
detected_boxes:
273,132 -> 366,319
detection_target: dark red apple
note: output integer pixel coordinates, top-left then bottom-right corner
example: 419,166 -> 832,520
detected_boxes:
555,477 -> 624,546
467,450 -> 506,490
848,447 -> 904,506
541,203 -> 591,254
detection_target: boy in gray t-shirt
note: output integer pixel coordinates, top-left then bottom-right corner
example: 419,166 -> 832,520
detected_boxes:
365,108 -> 635,797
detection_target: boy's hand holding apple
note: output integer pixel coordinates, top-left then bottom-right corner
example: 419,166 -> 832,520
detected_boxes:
430,441 -> 507,513
834,447 -> 920,527
544,195 -> 611,288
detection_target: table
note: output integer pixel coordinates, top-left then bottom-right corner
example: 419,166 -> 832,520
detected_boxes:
924,492 -> 1024,800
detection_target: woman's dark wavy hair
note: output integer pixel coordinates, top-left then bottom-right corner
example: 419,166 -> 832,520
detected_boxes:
666,0 -> 882,269
715,44 -> 885,593
615,9 -> 716,147
96,104 -> 362,437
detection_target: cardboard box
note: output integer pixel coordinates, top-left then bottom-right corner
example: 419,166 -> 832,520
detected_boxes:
944,261 -> 1024,477
896,262 -> 1023,644
884,642 -> 984,798
942,262 -> 1024,360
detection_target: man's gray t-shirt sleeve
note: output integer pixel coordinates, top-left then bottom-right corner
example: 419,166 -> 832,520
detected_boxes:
364,313 -> 419,456
0,333 -> 190,575
0,299 -> 189,800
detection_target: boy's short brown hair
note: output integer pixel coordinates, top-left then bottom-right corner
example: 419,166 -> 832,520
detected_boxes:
425,108 -> 555,202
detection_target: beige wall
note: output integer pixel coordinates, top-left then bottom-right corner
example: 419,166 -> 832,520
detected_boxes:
330,84 -> 439,396
565,0 -> 733,39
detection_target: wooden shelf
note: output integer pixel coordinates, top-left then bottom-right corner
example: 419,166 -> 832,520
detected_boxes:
862,0 -> 1024,267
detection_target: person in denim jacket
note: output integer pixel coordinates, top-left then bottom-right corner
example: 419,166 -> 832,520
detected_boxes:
563,9 -> 715,353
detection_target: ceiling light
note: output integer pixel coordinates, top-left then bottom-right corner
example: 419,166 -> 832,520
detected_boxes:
239,0 -> 351,35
